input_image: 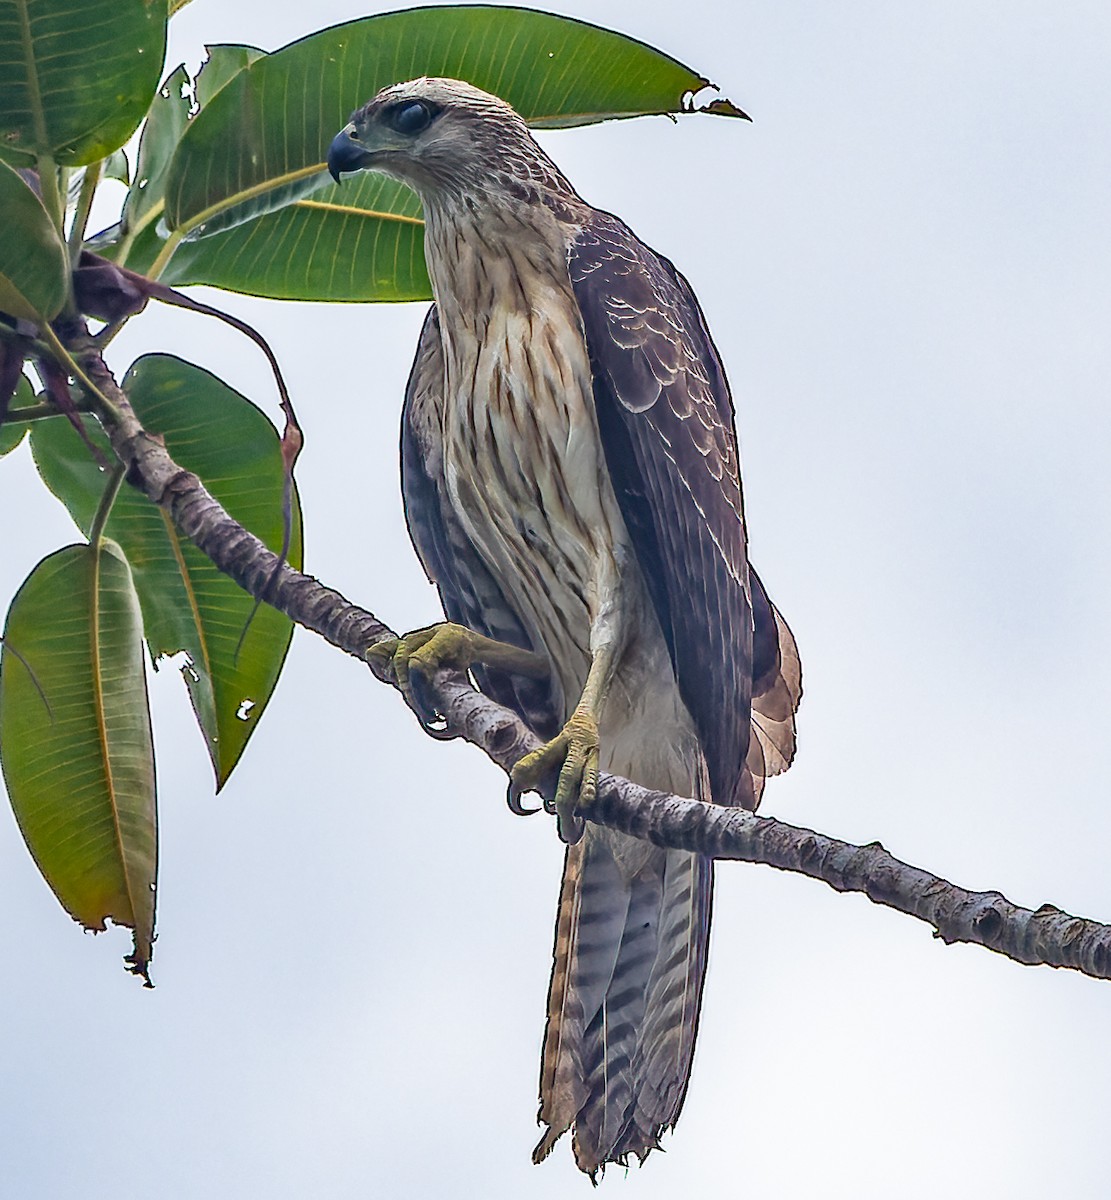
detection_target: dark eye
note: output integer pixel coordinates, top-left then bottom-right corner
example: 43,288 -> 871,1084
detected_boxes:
386,100 -> 436,136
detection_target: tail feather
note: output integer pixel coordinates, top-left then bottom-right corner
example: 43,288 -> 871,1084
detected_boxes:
630,850 -> 712,1134
536,825 -> 711,1176
572,858 -> 663,1169
535,843 -> 631,1162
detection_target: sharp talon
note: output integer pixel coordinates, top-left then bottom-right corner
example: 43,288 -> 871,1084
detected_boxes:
510,706 -> 598,841
408,667 -> 443,728
507,779 -> 541,816
422,712 -> 457,740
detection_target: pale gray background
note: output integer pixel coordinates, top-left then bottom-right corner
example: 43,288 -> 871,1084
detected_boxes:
2,2 -> 1110,1196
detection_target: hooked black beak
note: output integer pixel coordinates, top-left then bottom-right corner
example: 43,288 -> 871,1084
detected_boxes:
327,127 -> 373,183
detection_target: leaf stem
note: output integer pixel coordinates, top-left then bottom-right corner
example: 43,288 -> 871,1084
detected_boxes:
89,463 -> 126,547
115,200 -> 164,269
145,227 -> 185,282
36,151 -> 65,234
68,161 -> 103,265
2,399 -> 76,422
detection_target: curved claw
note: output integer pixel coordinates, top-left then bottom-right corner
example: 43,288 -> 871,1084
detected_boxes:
506,777 -> 543,816
407,666 -> 450,733
419,712 -> 457,740
554,742 -> 598,843
510,709 -> 598,845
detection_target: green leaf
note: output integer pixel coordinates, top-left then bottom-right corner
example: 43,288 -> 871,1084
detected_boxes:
0,540 -> 157,979
161,172 -> 427,300
0,0 -> 168,167
0,371 -> 35,455
0,160 -> 67,319
194,43 -> 266,109
157,6 -> 743,300
29,355 -> 301,785
106,47 -> 266,269
109,172 -> 426,300
118,64 -> 191,257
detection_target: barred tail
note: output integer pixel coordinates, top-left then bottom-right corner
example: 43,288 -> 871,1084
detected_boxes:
534,825 -> 712,1176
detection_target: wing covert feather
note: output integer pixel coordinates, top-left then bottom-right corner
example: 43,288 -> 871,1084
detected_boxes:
569,214 -> 755,808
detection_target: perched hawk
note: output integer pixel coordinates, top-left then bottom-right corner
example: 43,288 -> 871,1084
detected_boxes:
329,78 -> 801,1177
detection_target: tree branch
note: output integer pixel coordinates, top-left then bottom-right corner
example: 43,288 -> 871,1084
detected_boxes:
65,326 -> 1111,985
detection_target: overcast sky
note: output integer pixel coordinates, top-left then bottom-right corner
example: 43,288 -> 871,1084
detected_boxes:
3,2 -> 1111,1196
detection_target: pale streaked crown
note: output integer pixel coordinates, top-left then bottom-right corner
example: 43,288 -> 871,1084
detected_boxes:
342,77 -> 582,210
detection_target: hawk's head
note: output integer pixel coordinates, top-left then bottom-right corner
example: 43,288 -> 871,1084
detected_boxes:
328,77 -> 574,207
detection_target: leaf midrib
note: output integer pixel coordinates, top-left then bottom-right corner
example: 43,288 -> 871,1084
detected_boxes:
293,198 -> 422,225
178,162 -> 323,236
14,0 -> 49,155
89,543 -> 138,924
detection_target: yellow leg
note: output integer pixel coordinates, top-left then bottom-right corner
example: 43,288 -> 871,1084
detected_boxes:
509,642 -> 614,844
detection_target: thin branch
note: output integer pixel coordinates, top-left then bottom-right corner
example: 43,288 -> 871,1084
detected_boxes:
66,324 -> 392,661
62,324 -> 1111,985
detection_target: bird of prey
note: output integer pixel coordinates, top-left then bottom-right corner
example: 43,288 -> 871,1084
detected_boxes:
328,78 -> 801,1177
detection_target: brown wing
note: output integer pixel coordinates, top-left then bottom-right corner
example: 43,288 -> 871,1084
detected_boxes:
400,305 -> 560,739
568,212 -> 758,808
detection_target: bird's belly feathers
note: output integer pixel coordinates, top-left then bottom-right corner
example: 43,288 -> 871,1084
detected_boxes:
442,306 -> 620,705
440,308 -> 699,800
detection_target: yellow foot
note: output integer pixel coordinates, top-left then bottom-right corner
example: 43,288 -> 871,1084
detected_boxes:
368,622 -> 546,730
509,708 -> 599,844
